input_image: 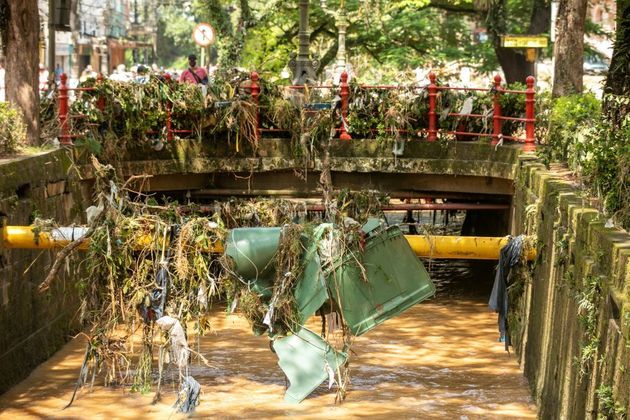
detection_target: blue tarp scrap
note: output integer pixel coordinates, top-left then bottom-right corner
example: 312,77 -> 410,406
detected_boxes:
174,376 -> 201,413
488,235 -> 525,351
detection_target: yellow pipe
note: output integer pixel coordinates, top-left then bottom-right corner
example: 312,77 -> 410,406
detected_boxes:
2,226 -> 91,250
1,225 -> 533,260
405,235 -> 536,261
0,225 -> 225,253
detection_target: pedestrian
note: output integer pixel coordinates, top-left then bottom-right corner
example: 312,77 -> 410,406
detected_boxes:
54,63 -> 63,83
79,64 -> 95,82
38,64 -> 50,93
135,65 -> 150,84
109,64 -> 130,82
179,54 -> 208,85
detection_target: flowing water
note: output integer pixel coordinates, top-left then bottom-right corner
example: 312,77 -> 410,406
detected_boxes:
0,262 -> 536,419
0,213 -> 536,418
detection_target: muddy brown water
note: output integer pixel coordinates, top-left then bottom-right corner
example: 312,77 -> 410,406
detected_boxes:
0,259 -> 536,419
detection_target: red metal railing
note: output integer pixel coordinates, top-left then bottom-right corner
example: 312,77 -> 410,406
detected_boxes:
245,70 -> 535,148
55,71 -> 537,150
56,72 -> 190,146
57,73 -> 107,146
426,72 -> 535,147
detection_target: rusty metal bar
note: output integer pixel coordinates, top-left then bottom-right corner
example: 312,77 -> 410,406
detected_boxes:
435,86 -> 490,92
303,203 -> 509,211
427,72 -> 437,141
492,74 -> 502,146
250,71 -> 261,141
339,71 -> 352,140
58,74 -> 71,146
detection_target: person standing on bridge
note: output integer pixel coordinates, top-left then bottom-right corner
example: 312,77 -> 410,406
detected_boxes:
179,54 -> 208,85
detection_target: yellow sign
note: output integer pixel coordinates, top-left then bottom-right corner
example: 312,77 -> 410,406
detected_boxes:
501,35 -> 548,48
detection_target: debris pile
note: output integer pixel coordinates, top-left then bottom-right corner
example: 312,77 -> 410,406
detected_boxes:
46,162 -> 434,409
40,72 -> 529,158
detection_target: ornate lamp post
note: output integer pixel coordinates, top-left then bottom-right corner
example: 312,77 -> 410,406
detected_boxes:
335,5 -> 348,75
289,0 -> 319,85
319,0 -> 349,79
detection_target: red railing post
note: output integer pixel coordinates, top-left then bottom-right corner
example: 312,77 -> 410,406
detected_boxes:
339,71 -> 352,140
164,73 -> 173,142
250,71 -> 260,141
58,73 -> 72,146
525,75 -> 536,151
427,72 -> 437,142
96,73 -> 105,112
492,74 -> 502,145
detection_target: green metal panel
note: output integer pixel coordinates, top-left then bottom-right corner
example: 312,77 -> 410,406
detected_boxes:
326,224 -> 435,336
293,224 -> 331,323
225,227 -> 282,298
273,327 -> 348,404
226,223 -> 435,338
225,226 -> 329,324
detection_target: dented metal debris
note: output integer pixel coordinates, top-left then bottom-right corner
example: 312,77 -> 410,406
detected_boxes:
226,219 -> 436,403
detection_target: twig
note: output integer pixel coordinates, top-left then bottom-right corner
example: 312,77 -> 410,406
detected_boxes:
38,206 -> 106,293
64,342 -> 91,409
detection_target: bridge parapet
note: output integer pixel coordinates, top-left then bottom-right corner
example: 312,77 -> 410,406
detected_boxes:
46,71 -> 537,153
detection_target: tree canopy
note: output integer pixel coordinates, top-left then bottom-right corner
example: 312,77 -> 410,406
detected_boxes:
156,0 -> 514,81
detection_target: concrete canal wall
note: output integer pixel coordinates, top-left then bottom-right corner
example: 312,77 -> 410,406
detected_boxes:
512,157 -> 629,419
0,150 -> 91,393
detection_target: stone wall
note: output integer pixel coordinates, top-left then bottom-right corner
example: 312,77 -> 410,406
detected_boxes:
0,150 -> 91,393
512,157 -> 629,419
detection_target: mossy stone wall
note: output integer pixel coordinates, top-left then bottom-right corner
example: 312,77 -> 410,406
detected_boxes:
0,150 -> 91,394
512,157 -> 629,419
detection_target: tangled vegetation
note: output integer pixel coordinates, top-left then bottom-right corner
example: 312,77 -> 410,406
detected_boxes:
596,384 -> 627,419
40,73 -> 533,163
0,102 -> 26,155
538,94 -> 629,229
43,157 -> 387,404
347,80 -> 528,141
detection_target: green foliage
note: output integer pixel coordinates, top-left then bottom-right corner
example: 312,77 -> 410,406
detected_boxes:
541,93 -> 601,162
574,275 -> 602,378
596,384 -> 627,419
155,5 -> 197,67
0,102 -> 26,155
538,94 -> 629,229
155,0 -> 502,79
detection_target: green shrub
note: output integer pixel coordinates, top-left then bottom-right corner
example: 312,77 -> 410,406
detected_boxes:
542,93 -> 601,163
538,93 -> 629,229
0,102 -> 26,155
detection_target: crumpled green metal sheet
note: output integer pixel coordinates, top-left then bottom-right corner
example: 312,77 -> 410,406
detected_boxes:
293,224 -> 332,323
225,225 -> 330,326
225,227 -> 282,298
326,222 -> 436,336
272,327 -> 348,404
226,221 -> 436,403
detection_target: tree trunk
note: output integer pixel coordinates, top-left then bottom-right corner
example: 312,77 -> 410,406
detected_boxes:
0,0 -> 40,145
552,0 -> 588,97
604,0 -> 630,97
488,0 -> 550,84
496,48 -> 535,84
